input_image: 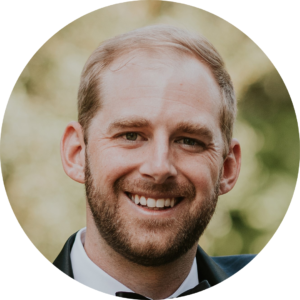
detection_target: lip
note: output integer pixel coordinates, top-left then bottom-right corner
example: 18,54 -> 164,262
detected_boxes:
122,191 -> 185,217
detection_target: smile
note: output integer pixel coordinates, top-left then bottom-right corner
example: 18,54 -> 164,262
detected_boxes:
125,192 -> 183,210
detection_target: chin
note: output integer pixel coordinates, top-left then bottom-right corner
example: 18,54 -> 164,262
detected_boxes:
105,226 -> 198,267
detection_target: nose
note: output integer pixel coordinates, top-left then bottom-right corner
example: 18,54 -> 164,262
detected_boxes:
139,136 -> 177,184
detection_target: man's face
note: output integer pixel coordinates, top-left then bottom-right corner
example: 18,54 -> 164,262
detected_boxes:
85,51 -> 225,266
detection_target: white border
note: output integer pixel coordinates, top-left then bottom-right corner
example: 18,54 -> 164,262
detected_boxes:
1,1 -> 299,299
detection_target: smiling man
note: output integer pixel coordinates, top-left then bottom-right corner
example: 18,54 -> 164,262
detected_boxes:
54,25 -> 254,299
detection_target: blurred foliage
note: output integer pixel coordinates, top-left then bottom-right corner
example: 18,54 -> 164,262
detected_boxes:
1,1 -> 299,262
239,70 -> 299,178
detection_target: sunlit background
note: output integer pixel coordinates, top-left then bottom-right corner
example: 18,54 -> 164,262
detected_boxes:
1,1 -> 299,262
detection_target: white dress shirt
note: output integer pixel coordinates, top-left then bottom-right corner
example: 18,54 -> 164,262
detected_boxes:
70,228 -> 199,298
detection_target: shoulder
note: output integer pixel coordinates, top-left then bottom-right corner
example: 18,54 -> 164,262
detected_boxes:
211,254 -> 256,277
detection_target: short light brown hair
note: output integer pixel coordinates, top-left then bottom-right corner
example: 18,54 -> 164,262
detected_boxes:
78,25 -> 236,155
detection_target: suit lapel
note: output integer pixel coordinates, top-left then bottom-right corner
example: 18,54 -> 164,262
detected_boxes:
53,232 -> 77,278
196,245 -> 229,286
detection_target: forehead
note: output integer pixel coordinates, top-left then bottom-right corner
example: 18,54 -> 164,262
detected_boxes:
99,50 -> 222,131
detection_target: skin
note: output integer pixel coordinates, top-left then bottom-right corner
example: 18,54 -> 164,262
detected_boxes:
61,51 -> 241,299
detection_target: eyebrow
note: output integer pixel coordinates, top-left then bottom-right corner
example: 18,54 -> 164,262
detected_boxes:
106,118 -> 214,140
174,122 -> 214,140
107,117 -> 150,133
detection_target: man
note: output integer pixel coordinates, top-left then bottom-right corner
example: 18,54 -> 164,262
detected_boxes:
54,25 -> 254,299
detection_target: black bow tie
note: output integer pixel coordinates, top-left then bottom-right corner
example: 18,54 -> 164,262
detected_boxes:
116,280 -> 210,299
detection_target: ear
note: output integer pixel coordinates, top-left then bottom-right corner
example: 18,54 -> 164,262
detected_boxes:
219,138 -> 241,195
60,121 -> 85,183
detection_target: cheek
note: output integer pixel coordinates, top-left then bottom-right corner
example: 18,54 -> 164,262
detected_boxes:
176,155 -> 221,194
88,146 -> 142,184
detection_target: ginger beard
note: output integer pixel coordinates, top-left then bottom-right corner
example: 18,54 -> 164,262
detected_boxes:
85,152 -> 221,267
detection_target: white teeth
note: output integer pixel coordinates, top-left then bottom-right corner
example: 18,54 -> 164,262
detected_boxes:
134,195 -> 140,205
156,199 -> 165,208
140,196 -> 147,205
170,198 -> 175,207
130,194 -> 178,208
147,198 -> 156,207
165,198 -> 170,207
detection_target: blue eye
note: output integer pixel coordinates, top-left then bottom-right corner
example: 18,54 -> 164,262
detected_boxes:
125,133 -> 138,141
176,138 -> 204,149
177,138 -> 198,146
182,138 -> 197,146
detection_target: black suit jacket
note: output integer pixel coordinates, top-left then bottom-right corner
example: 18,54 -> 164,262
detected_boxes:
53,232 -> 255,294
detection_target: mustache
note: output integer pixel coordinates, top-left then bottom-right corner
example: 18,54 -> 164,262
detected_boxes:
114,177 -> 196,199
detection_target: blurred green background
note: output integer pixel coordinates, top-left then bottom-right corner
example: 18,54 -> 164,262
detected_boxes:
1,1 -> 299,262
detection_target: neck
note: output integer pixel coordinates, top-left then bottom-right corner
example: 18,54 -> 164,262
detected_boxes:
84,213 -> 197,299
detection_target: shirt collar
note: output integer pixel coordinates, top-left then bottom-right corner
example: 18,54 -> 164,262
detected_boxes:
70,228 -> 199,298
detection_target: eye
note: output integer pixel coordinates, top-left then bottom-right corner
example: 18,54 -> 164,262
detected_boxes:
175,137 -> 205,149
182,138 -> 197,146
125,132 -> 138,141
117,132 -> 145,144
